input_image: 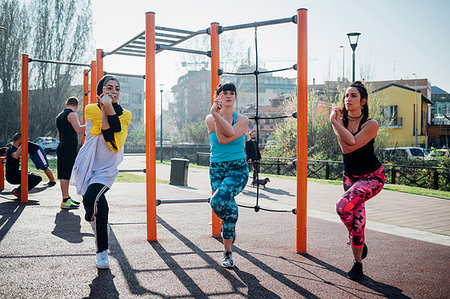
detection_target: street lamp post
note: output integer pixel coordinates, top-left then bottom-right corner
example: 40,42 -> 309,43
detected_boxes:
159,84 -> 164,163
339,45 -> 345,84
347,32 -> 361,82
412,73 -> 418,147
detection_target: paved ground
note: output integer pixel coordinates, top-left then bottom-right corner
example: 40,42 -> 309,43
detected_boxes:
0,155 -> 449,298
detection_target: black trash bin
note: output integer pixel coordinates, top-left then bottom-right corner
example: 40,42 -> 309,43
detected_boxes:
170,158 -> 189,186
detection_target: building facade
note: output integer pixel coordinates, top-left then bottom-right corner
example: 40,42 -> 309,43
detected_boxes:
372,83 -> 432,148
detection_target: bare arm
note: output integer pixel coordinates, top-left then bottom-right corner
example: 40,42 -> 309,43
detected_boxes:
67,112 -> 86,134
206,113 -> 248,144
332,119 -> 379,154
11,145 -> 22,159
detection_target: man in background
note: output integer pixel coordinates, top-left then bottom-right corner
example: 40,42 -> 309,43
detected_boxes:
245,131 -> 261,184
5,133 -> 42,198
56,97 -> 85,209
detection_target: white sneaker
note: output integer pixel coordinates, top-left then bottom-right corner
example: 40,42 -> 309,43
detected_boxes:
222,250 -> 234,269
96,250 -> 109,269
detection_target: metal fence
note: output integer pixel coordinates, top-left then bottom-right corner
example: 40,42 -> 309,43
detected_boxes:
124,145 -> 449,191
259,158 -> 450,191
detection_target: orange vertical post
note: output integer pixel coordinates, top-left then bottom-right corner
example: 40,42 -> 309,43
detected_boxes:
21,54 -> 29,203
82,69 -> 89,144
0,157 -> 5,192
145,11 -> 157,241
96,49 -> 103,82
296,8 -> 308,254
90,61 -> 97,104
210,22 -> 222,237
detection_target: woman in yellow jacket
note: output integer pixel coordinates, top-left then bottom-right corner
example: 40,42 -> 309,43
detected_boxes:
70,75 -> 131,269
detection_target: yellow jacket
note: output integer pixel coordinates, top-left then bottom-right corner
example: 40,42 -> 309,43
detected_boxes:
85,103 -> 132,153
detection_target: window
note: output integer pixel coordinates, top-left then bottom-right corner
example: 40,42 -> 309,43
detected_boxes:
382,105 -> 401,127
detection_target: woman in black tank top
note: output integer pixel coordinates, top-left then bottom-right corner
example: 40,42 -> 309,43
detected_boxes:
330,81 -> 385,281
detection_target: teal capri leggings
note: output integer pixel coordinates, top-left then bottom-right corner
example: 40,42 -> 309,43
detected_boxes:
209,158 -> 248,240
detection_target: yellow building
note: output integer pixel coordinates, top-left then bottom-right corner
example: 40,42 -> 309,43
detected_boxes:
372,83 -> 432,147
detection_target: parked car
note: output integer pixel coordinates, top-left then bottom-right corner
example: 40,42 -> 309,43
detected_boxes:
35,137 -> 59,153
382,147 -> 427,161
427,149 -> 450,160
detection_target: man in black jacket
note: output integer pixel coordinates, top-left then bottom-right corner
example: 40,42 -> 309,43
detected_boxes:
245,131 -> 261,183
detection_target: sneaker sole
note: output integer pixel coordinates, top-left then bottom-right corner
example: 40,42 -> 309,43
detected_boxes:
61,205 -> 79,209
96,264 -> 109,269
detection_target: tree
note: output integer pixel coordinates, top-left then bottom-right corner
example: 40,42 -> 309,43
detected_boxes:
167,33 -> 248,143
0,1 -> 31,144
27,0 -> 93,139
262,81 -> 390,161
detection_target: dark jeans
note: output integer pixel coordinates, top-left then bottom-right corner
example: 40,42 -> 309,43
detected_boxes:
248,160 -> 260,181
6,172 -> 42,191
83,183 -> 110,253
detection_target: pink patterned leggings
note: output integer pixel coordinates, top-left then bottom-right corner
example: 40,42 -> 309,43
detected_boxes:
336,166 -> 385,248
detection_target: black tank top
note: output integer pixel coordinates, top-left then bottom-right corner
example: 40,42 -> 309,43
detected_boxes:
56,108 -> 78,146
342,118 -> 382,176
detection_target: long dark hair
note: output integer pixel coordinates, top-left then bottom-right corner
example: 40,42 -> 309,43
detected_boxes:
341,81 -> 369,127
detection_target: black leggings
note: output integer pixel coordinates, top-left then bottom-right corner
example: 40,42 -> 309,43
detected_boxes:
83,183 -> 110,253
6,172 -> 42,191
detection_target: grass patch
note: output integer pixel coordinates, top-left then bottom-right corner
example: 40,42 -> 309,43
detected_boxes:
115,172 -> 168,184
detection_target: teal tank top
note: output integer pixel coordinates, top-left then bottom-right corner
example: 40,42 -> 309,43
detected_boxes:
209,112 -> 246,163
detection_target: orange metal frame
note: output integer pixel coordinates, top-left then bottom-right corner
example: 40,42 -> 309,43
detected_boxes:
145,12 -> 157,241
16,9 -> 307,253
82,69 -> 89,144
21,54 -> 29,203
210,22 -> 222,237
296,8 -> 308,254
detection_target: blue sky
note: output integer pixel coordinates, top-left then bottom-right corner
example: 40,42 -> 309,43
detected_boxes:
92,0 -> 450,105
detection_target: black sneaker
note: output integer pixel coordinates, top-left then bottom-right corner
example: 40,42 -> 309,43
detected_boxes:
44,181 -> 57,187
362,243 -> 368,260
347,261 -> 363,281
222,251 -> 234,269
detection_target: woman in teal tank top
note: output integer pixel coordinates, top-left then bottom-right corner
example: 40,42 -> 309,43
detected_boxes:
205,81 -> 249,269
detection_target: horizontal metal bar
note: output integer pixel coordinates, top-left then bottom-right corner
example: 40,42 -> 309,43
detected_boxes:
118,169 -> 146,173
155,32 -> 188,40
120,48 -> 146,54
156,44 -> 209,56
155,26 -> 196,35
156,198 -> 210,206
104,72 -> 145,79
107,31 -> 145,56
28,58 -> 90,67
222,17 -> 293,32
114,52 -> 146,58
258,66 -> 295,74
155,38 -> 179,44
249,115 -> 291,120
125,44 -> 145,50
222,71 -> 254,76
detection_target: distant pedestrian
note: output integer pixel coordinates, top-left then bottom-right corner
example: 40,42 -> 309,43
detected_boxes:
330,81 -> 385,281
5,133 -> 42,198
56,97 -> 86,209
70,76 -> 132,269
245,130 -> 261,184
206,81 -> 249,269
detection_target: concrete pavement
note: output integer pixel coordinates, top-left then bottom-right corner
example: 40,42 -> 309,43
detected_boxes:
0,154 -> 448,298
